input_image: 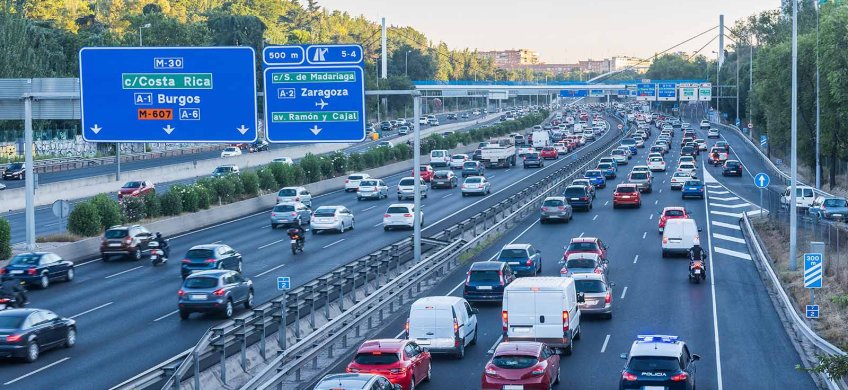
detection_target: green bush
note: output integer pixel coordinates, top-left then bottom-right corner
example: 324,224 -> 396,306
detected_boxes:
160,191 -> 183,216
300,153 -> 322,183
210,176 -> 235,203
121,196 -> 146,223
347,154 -> 363,172
178,184 -> 200,213
319,157 -> 334,179
197,186 -> 213,209
241,171 -> 260,196
67,202 -> 101,237
286,164 -> 306,185
269,162 -> 287,187
143,193 -> 161,219
330,152 -> 347,176
91,194 -> 121,230
227,175 -> 244,198
0,217 -> 10,260
258,168 -> 278,191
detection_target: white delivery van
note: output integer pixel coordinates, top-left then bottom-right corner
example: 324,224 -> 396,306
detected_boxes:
532,130 -> 550,149
502,277 -> 583,355
780,185 -> 816,209
429,150 -> 450,168
661,218 -> 701,257
406,296 -> 478,358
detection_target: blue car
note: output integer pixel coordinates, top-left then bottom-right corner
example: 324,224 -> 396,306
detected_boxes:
496,244 -> 542,276
809,197 -> 848,221
620,335 -> 699,390
1,252 -> 75,289
597,162 -> 618,179
584,170 -> 607,189
462,261 -> 516,302
620,139 -> 638,156
681,179 -> 705,199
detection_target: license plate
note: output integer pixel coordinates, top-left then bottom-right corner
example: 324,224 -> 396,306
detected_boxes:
503,386 -> 524,390
508,262 -> 520,265
694,269 -> 701,274
109,243 -> 121,247
10,270 -> 22,275
150,255 -> 158,260
643,387 -> 666,390
291,240 -> 297,244
833,214 -> 843,218
477,286 -> 493,290
416,339 -> 431,345
0,304 -> 5,310
511,327 -> 531,333
571,198 -> 580,200
189,294 -> 206,300
586,300 -> 598,305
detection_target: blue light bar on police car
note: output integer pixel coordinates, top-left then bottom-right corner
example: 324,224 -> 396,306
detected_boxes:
636,335 -> 679,343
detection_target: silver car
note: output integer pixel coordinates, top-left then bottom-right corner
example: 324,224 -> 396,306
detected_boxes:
356,179 -> 388,200
460,176 -> 491,196
310,206 -> 355,234
628,171 -> 653,193
270,202 -> 312,228
540,196 -> 573,223
572,273 -> 613,319
397,177 -> 428,201
431,170 -> 458,189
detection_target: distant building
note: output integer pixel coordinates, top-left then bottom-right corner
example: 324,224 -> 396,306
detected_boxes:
477,50 -> 648,75
610,56 -> 649,74
478,49 -> 539,67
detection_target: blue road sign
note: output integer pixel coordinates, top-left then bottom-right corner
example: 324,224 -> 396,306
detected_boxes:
804,253 -> 823,288
806,305 -> 820,319
79,47 -> 257,143
735,118 -> 741,127
263,44 -> 366,143
754,173 -> 770,188
637,83 -> 657,100
277,276 -> 291,290
559,90 -> 588,97
760,135 -> 768,147
589,89 -> 604,97
657,83 -> 676,101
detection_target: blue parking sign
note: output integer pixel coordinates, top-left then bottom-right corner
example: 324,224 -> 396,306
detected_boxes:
277,276 -> 291,290
806,305 -> 820,319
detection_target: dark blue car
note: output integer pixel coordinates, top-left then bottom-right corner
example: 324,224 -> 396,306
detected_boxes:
584,170 -> 607,189
681,180 -> 705,199
564,185 -> 593,211
462,261 -> 516,302
597,162 -> 618,179
620,335 -> 699,390
496,244 -> 542,276
180,244 -> 243,279
1,252 -> 74,289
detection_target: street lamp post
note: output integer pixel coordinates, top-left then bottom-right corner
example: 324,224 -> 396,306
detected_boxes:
789,0 -> 799,271
139,23 -> 151,46
815,4 -> 821,189
405,50 -> 411,77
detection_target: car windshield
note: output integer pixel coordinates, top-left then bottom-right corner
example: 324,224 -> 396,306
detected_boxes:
650,158 -> 663,162
387,206 -> 410,214
616,186 -> 637,193
348,175 -> 364,180
353,352 -> 400,365
122,181 -> 142,188
7,163 -> 23,170
214,167 -> 231,173
500,249 -> 528,258
465,178 -> 483,183
185,249 -> 214,259
278,189 -> 297,196
575,279 -> 606,293
586,171 -> 601,177
463,162 -> 477,168
825,199 -> 848,207
684,181 -> 701,187
492,355 -> 539,369
398,179 -> 415,186
567,259 -> 597,269
0,315 -> 25,329
419,166 -> 429,171
543,199 -> 564,207
470,270 -> 501,282
665,209 -> 685,217
359,180 -> 378,186
274,204 -> 295,212
431,151 -> 445,157
673,172 -> 689,178
611,150 -> 624,155
627,356 -> 681,372
314,208 -> 337,217
452,155 -> 466,160
564,187 -> 585,196
526,154 -> 539,159
104,229 -> 128,239
183,277 -> 219,289
10,254 -> 41,265
567,242 -> 598,251
726,162 -> 740,167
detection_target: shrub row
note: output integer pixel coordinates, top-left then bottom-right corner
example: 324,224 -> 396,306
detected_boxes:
65,110 -> 549,238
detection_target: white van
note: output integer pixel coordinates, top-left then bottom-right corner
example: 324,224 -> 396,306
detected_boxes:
780,185 -> 816,209
429,150 -> 450,168
406,296 -> 478,358
661,218 -> 701,257
502,277 -> 583,355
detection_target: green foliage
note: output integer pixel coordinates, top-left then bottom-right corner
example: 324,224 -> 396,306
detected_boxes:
257,168 -> 278,191
299,153 -> 322,183
197,186 -> 213,210
210,176 -> 235,203
227,175 -> 244,198
143,193 -> 161,219
120,196 -> 146,223
0,217 -> 10,260
160,191 -> 183,216
798,354 -> 848,381
830,294 -> 848,309
319,156 -> 334,179
240,171 -> 260,196
67,202 -> 101,237
90,194 -> 121,230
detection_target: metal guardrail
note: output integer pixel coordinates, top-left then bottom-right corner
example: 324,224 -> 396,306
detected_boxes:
24,145 -> 227,175
114,115 -> 628,390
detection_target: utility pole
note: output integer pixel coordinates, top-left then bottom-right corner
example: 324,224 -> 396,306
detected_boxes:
717,15 -> 724,121
789,0 -> 799,271
736,49 -> 740,127
815,3 -> 821,189
381,18 -> 388,119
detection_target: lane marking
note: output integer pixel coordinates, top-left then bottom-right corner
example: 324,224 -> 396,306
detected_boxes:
76,258 -> 102,267
710,210 -> 743,218
710,196 -> 739,201
658,189 -> 663,193
592,215 -> 598,221
373,222 -> 384,228
104,266 -> 143,279
712,233 -> 746,244
322,238 -> 346,249
649,214 -> 653,220
70,302 -> 113,319
654,200 -> 658,205
154,310 -> 179,322
600,334 -> 611,353
579,232 -> 585,237
361,205 -> 377,212
707,185 -> 724,189
711,221 -> 741,230
604,201 -> 609,206
620,286 -> 628,299
642,232 -> 647,239
258,239 -> 285,250
633,255 -> 639,264
713,246 -> 753,261
4,357 -> 71,385
702,159 -> 724,390
442,193 -> 453,199
709,202 -> 751,209
211,240 -> 222,244
710,190 -> 730,195
487,334 -> 504,354
255,263 -> 286,277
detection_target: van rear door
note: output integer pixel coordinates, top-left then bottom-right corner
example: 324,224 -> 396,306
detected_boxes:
506,290 -> 564,339
533,291 -> 565,339
409,305 -> 455,348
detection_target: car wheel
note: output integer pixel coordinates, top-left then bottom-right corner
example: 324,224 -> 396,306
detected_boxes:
134,249 -> 142,261
424,363 -> 432,382
637,202 -> 641,208
223,300 -> 234,318
311,229 -> 317,235
554,364 -> 561,384
245,290 -> 254,309
357,196 -> 362,201
24,341 -> 39,363
410,376 -> 416,390
65,268 -> 75,282
456,339 -> 465,359
605,312 -> 613,320
398,196 -> 402,201
102,255 -> 110,262
271,223 -> 277,229
383,226 -> 390,232
574,326 -> 581,340
179,310 -> 190,320
65,327 -> 76,348
39,273 -> 49,289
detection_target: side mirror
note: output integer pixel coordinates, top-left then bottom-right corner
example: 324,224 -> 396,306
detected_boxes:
692,354 -> 701,361
576,292 -> 586,303
472,308 -> 479,314
698,227 -> 703,232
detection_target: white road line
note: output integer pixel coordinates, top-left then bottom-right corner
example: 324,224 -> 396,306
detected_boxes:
710,210 -> 743,218
654,200 -> 658,205
592,215 -> 598,221
707,185 -> 724,189
604,201 -> 609,206
649,214 -> 653,220
70,302 -> 113,319
211,240 -> 222,244
658,189 -> 663,193
153,310 -> 179,322
702,159 -> 724,390
709,202 -> 751,209
710,196 -> 739,201
322,238 -> 346,249
255,263 -> 286,277
579,232 -> 585,237
711,221 -> 741,230
4,357 -> 71,385
642,232 -> 647,239
373,222 -> 384,227
712,233 -> 746,244
258,239 -> 285,250
713,246 -> 753,261
600,334 -> 611,353
487,334 -> 504,354
620,286 -> 628,299
710,190 -> 730,195
488,175 -> 496,179
76,258 -> 102,267
361,205 -> 377,211
633,255 -> 639,264
442,193 -> 453,198
505,169 -> 510,172
104,266 -> 143,279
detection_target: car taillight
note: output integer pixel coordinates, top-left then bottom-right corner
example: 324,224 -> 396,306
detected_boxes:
404,320 -> 409,336
560,266 -> 568,275
498,270 -> 505,285
0,269 -> 5,275
605,292 -> 611,304
580,196 -> 588,201
530,363 -> 547,376
27,268 -> 37,276
622,372 -> 638,381
6,334 -> 22,343
403,214 -> 413,218
485,366 -> 498,377
178,289 -> 185,297
124,237 -> 132,245
594,268 -> 603,274
346,367 -> 360,373
670,372 -> 689,382
271,212 -> 277,217
294,197 -> 300,201
205,258 -> 217,263
344,179 -> 349,183
384,214 -> 391,218
465,272 -> 471,285
389,367 -> 406,375
663,237 -> 669,244
453,318 -> 459,335
502,311 -> 508,332
291,212 -> 297,217
541,206 -> 548,211
212,288 -> 226,296
525,259 -> 533,266
562,311 -> 569,333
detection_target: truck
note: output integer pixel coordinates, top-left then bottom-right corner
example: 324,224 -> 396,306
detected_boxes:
532,130 -> 550,149
481,142 -> 516,168
572,123 -> 583,135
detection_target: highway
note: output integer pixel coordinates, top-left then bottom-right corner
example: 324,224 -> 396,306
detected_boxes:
2,111 -> 487,245
0,111 -> 610,389
322,115 -> 817,389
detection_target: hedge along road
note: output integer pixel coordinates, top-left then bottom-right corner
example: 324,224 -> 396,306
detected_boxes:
2,111 -> 506,245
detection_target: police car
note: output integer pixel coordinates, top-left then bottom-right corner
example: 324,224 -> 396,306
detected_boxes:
619,335 -> 700,390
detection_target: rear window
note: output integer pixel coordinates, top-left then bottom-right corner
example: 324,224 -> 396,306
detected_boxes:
398,179 -> 415,186
313,208 -> 337,217
105,229 -> 128,239
824,198 -> 848,207
431,151 -> 445,157
465,177 -> 483,183
470,270 -> 501,283
183,277 -> 219,289
387,206 -> 410,214
525,153 -> 540,159
273,204 -> 295,212
665,209 -> 685,217
360,180 -> 378,186
627,356 -> 681,372
564,187 -> 586,196
684,181 -> 701,187
463,162 -> 478,168
575,280 -> 606,293
492,355 -> 539,369
278,188 -> 297,196
500,249 -> 528,258
10,254 -> 41,265
0,315 -> 25,329
567,242 -> 598,251
452,155 -> 466,160
433,172 -> 449,179
353,352 -> 400,365
567,259 -> 597,269
185,249 -> 214,259
543,199 -> 564,207
598,163 -> 612,169
611,150 -> 625,155
725,162 -> 740,167
631,172 -> 648,180
585,171 -> 601,177
616,186 -> 637,193
347,175 -> 364,180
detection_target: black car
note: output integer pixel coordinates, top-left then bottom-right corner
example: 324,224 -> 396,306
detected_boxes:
2,162 -> 24,180
249,139 -> 269,152
180,244 -> 243,279
1,252 -> 74,289
471,149 -> 482,161
680,146 -> 697,158
463,261 -> 515,302
722,160 -> 744,176
523,152 -> 544,168
564,185 -> 593,210
446,113 -> 458,120
178,270 -> 253,319
620,335 -> 699,390
0,309 -> 75,362
379,121 -> 392,131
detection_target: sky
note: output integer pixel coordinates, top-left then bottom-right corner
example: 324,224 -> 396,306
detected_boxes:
317,0 -> 780,63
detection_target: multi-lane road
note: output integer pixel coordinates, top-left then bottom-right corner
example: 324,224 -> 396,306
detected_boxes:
323,115 -> 817,389
0,111 -> 609,389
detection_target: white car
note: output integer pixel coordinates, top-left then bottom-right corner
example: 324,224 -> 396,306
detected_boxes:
553,142 -> 569,155
220,147 -> 242,158
310,206 -> 355,234
648,157 -> 667,172
460,176 -> 491,196
450,154 -> 470,169
383,203 -> 422,230
419,117 -> 428,125
676,162 -> 697,176
277,186 -> 312,207
610,150 -> 628,165
396,176 -> 428,200
678,155 -> 696,165
344,173 -> 372,192
707,128 -> 720,138
694,139 -> 708,151
631,165 -> 652,176
700,120 -> 711,130
670,171 -> 693,190
272,157 -> 293,165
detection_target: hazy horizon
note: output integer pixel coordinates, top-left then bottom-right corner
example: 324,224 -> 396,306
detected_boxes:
318,0 -> 779,63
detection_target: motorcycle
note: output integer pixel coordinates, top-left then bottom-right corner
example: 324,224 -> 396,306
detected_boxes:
688,260 -> 706,283
290,234 -> 304,254
147,240 -> 168,266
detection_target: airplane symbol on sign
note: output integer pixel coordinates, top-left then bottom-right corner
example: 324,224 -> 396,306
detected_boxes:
315,99 -> 328,110
313,48 -> 328,62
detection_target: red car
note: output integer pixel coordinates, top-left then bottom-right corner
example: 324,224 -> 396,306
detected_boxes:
481,341 -> 560,390
118,180 -> 155,200
346,339 -> 431,390
539,147 -> 558,160
562,236 -> 608,262
613,183 -> 641,208
658,206 -> 690,233
413,165 -> 435,182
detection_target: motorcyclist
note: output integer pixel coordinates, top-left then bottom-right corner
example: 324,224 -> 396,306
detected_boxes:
688,244 -> 708,274
155,232 -> 170,259
710,150 -> 720,166
287,226 -> 306,248
0,276 -> 27,306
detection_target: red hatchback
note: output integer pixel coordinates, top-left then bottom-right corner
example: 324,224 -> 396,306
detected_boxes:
613,183 -> 642,208
562,237 -> 608,262
346,339 -> 431,390
414,165 -> 435,182
540,147 -> 558,160
481,341 -> 560,390
658,206 -> 690,233
118,180 -> 155,200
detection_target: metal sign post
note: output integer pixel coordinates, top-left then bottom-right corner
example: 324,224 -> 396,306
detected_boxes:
276,276 -> 291,351
412,92 -> 422,263
804,252 -> 823,315
754,173 -> 770,217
